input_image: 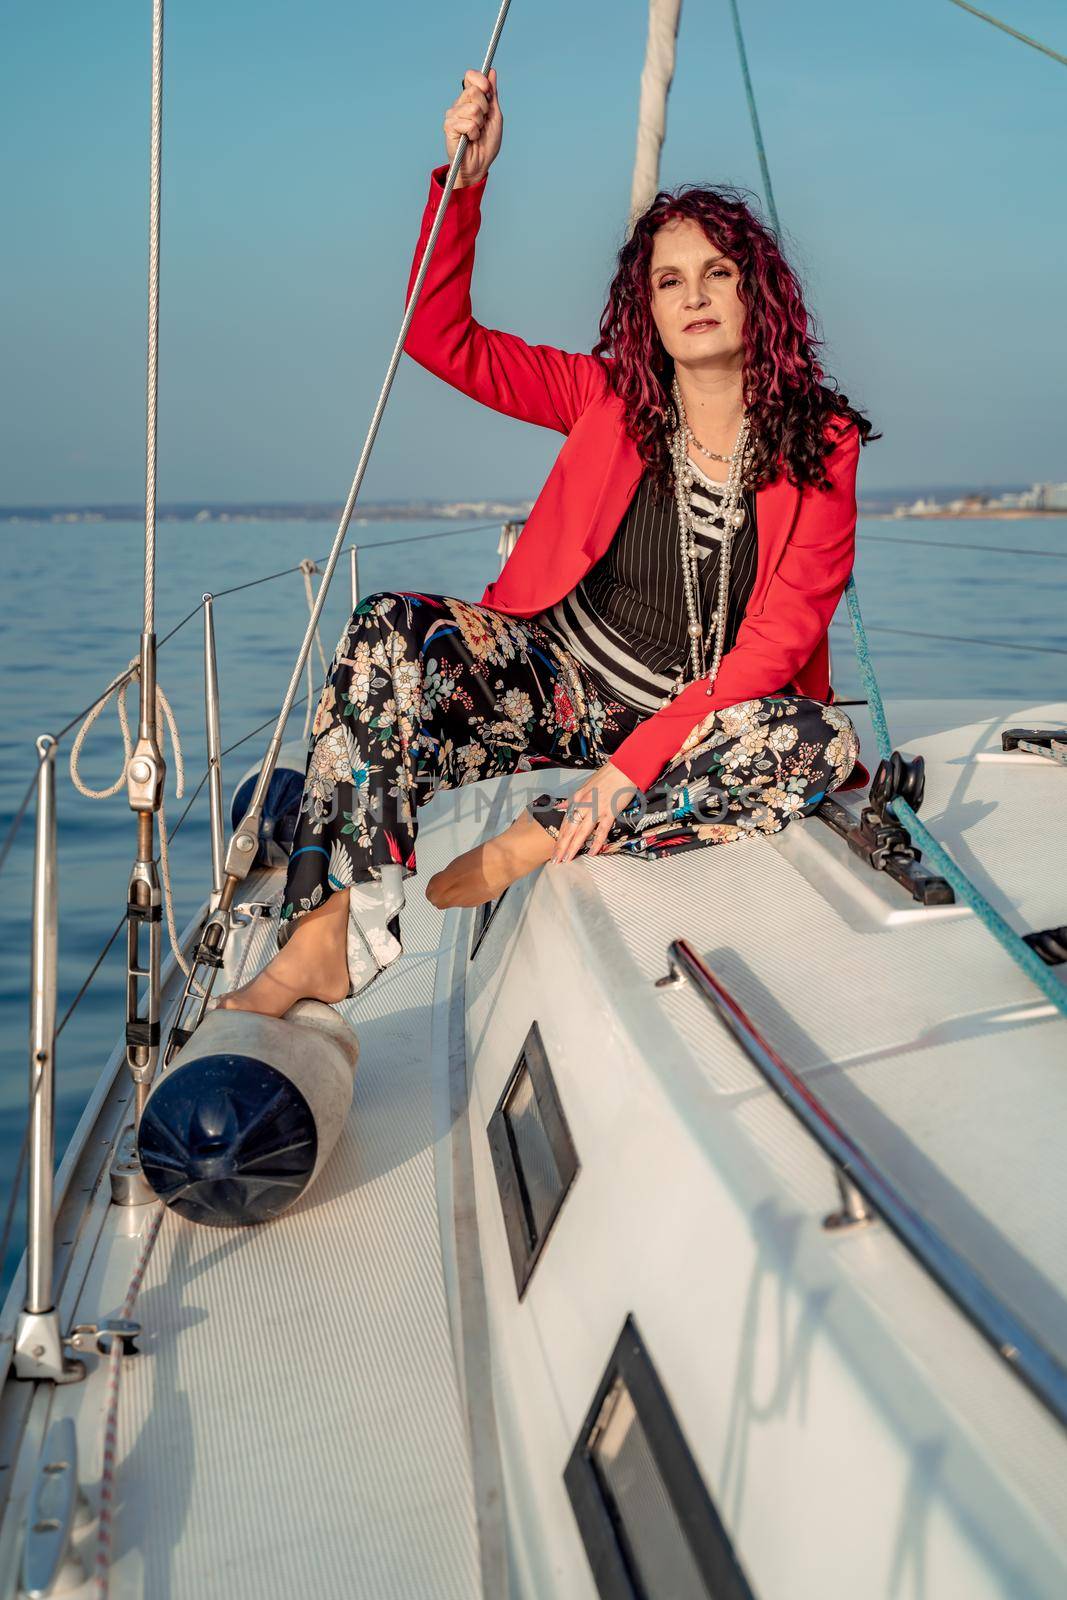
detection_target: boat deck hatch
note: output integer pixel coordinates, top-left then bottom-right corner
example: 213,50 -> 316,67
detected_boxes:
564,1317 -> 755,1600
470,887 -> 508,959
486,1019 -> 578,1297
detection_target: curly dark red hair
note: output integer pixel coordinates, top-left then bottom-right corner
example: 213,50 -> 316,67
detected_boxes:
590,181 -> 880,497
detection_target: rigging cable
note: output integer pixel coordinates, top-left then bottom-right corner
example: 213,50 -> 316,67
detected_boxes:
860,530 -> 1067,561
829,619 -> 1067,657
298,558 -> 331,742
0,513 -> 506,890
222,2 -> 514,871
946,0 -> 1067,69
727,0 -> 781,232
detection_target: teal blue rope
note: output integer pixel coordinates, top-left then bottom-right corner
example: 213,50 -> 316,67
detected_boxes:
842,575 -> 1067,1020
844,578 -> 894,765
728,0 -> 781,235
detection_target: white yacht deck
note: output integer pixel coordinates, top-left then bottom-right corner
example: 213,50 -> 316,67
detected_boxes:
2,694 -> 1065,1599
1,777 -> 523,1598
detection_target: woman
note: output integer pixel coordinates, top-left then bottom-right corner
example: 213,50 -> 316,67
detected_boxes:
222,65 -> 876,1018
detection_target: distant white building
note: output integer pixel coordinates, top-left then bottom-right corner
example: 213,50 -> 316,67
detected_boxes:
891,481 -> 1065,517
893,496 -> 943,518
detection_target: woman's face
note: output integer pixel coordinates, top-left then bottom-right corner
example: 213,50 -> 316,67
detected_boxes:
648,216 -> 745,371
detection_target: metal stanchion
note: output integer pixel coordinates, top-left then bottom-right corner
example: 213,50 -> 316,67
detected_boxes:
13,738 -> 85,1383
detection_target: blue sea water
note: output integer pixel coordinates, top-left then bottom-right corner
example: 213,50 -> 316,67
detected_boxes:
1,511 -> 1064,1294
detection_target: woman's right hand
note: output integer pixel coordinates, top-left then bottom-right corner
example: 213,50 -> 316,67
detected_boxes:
444,67 -> 502,187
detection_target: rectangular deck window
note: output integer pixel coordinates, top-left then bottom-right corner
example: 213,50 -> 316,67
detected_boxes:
487,1019 -> 579,1296
565,1317 -> 755,1599
470,888 -> 508,959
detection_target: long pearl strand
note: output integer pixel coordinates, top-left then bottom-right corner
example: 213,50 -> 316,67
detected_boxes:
660,376 -> 751,708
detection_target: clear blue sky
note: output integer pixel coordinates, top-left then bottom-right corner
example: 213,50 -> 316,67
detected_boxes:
2,0 -> 1065,503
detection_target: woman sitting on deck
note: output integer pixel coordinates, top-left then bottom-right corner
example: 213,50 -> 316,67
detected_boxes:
222,66 -> 877,1017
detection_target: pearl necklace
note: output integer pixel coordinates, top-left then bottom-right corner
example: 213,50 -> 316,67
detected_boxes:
660,375 -> 751,708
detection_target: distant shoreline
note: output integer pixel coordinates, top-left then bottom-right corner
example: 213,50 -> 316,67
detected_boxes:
869,508 -> 1067,521
2,499 -> 1064,527
0,501 -> 535,526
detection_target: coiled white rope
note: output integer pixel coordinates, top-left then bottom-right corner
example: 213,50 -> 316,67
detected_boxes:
69,661 -> 197,985
69,553 -> 328,990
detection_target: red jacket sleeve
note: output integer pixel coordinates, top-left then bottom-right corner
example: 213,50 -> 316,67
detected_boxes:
403,165 -> 608,434
609,421 -> 861,794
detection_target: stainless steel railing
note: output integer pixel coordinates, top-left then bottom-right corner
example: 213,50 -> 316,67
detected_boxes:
1,517 -> 516,1363
657,936 -> 1067,1430
12,739 -> 83,1383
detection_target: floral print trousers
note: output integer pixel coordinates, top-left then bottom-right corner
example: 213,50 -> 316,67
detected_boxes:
280,590 -> 861,993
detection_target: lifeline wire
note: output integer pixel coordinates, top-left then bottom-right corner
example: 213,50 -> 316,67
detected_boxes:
859,531 -> 1067,562
0,517 -> 541,886
829,618 -> 1067,658
843,576 -> 1067,1021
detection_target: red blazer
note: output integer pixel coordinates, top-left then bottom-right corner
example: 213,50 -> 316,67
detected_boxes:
404,163 -> 870,796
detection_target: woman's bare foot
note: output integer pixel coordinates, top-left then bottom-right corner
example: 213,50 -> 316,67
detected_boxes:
425,807 -> 555,909
217,890 -> 351,1018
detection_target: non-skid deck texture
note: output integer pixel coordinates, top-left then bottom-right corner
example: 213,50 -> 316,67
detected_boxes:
589,698 -> 1067,1369
112,804 -> 484,1599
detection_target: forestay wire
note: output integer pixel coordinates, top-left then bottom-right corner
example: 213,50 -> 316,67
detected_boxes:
946,0 -> 1067,70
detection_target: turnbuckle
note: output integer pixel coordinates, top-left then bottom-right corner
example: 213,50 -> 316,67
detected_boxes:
162,897 -> 277,1065
125,853 -> 162,1102
163,903 -> 231,1066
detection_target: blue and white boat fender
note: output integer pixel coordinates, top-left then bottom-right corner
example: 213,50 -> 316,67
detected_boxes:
137,1000 -> 358,1228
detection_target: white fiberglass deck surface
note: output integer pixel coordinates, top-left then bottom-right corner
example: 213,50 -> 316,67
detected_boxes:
588,697 -> 1067,1363
82,791 -> 503,1600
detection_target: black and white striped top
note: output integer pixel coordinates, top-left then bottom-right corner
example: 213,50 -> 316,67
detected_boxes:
533,454 -> 759,714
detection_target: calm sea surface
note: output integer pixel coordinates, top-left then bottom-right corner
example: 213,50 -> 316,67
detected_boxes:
2,512 -> 1065,1292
